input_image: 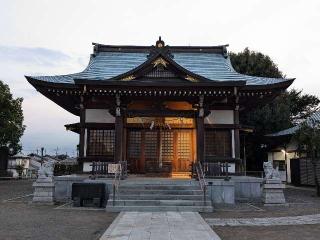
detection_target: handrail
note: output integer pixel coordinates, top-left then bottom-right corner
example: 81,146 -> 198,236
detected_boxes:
195,162 -> 207,205
112,163 -> 122,206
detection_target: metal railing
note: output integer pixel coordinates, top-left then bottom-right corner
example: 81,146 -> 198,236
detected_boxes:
191,158 -> 263,179
112,163 -> 122,206
91,161 -> 128,179
195,161 -> 207,205
203,162 -> 230,180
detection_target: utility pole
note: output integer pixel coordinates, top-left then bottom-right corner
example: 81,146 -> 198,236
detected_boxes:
54,147 -> 59,156
41,147 -> 44,166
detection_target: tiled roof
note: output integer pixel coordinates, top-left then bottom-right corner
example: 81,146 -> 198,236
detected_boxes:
31,52 -> 147,84
173,53 -> 287,85
267,111 -> 320,137
27,46 -> 291,86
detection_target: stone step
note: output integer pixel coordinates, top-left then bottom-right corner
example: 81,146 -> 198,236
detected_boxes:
107,199 -> 209,207
118,184 -> 200,191
117,189 -> 203,195
171,172 -> 191,179
105,205 -> 213,212
109,194 -> 206,200
122,179 -> 197,185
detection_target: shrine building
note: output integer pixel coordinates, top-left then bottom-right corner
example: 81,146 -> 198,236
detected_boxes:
26,37 -> 294,176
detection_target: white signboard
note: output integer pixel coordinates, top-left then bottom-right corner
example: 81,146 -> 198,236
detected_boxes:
108,164 -> 121,174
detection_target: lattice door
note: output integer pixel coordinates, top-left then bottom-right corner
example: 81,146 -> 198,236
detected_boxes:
127,130 -> 142,173
160,130 -> 174,171
176,130 -> 192,172
144,131 -> 159,172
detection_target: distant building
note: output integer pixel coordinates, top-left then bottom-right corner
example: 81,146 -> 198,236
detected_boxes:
26,38 -> 294,176
267,111 -> 320,184
7,153 -> 31,178
58,157 -> 78,165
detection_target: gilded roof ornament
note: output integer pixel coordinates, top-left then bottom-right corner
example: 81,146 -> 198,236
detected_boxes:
121,75 -> 136,81
185,75 -> 198,82
152,57 -> 168,68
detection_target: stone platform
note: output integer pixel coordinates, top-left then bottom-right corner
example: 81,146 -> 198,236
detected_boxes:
54,175 -> 264,208
100,211 -> 221,240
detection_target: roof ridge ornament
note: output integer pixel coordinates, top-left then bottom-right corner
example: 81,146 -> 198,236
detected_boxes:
223,45 -> 228,58
147,36 -> 173,59
156,36 -> 165,48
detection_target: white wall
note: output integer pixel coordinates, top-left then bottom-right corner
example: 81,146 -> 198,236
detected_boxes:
84,129 -> 87,157
85,109 -> 115,123
83,162 -> 92,172
267,151 -> 298,183
205,110 -> 234,124
231,130 -> 235,158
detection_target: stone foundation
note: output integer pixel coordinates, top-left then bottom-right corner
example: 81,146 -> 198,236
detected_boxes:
263,179 -> 286,206
207,180 -> 235,204
32,178 -> 55,205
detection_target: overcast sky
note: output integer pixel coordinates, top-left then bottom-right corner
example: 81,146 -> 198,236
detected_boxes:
0,0 -> 319,156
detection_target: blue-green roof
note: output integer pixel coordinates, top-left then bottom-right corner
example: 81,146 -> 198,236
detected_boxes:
28,47 -> 291,86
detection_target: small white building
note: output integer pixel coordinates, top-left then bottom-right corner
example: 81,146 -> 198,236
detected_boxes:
267,111 -> 320,183
267,143 -> 299,183
7,153 -> 31,178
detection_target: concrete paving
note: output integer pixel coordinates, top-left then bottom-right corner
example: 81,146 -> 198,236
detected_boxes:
100,211 -> 221,240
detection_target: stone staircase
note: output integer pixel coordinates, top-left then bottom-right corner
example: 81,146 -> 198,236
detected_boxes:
106,179 -> 213,212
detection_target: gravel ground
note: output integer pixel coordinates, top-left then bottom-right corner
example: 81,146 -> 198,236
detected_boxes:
202,187 -> 320,219
1,180 -> 320,240
213,224 -> 320,240
202,187 -> 320,240
0,180 -> 118,240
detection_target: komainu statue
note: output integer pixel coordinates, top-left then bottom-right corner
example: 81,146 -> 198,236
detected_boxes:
38,160 -> 55,180
263,160 -> 281,180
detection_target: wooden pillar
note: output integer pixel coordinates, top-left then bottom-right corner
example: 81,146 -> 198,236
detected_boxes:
196,117 -> 205,163
234,87 -> 241,172
114,94 -> 124,162
79,96 -> 86,158
234,106 -> 240,159
196,95 -> 205,163
114,116 -> 124,162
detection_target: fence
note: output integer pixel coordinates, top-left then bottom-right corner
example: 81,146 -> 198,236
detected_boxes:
291,158 -> 320,186
91,161 -> 128,179
191,159 -> 263,179
54,164 -> 82,176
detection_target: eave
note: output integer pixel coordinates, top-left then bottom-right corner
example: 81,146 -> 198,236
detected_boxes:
241,79 -> 295,91
26,76 -> 81,116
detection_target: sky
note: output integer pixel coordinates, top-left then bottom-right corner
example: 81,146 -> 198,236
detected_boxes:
0,0 -> 319,156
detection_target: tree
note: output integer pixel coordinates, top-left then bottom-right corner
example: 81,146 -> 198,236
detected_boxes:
285,89 -> 320,123
230,48 -> 320,171
230,48 -> 284,78
293,119 -> 320,196
0,80 -> 25,154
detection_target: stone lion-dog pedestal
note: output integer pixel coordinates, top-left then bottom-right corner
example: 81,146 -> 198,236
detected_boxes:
262,161 -> 287,206
32,160 -> 55,205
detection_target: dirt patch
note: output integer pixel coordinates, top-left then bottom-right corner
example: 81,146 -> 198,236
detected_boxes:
0,180 -> 118,240
213,224 -> 320,240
